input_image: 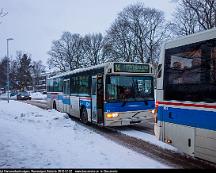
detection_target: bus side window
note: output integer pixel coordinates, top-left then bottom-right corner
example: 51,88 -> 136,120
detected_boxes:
157,64 -> 162,78
210,47 -> 216,83
92,79 -> 96,95
63,80 -> 70,95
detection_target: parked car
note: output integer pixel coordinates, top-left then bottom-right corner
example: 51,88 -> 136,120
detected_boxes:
17,91 -> 31,100
42,91 -> 47,94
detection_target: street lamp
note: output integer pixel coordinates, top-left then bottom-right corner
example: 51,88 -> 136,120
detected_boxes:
7,38 -> 14,103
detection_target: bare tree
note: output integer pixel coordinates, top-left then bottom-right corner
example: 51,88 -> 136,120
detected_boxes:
82,33 -> 104,67
119,3 -> 149,63
48,32 -> 83,72
103,17 -> 135,63
184,0 -> 216,30
140,8 -> 171,64
172,0 -> 216,36
47,40 -> 67,72
104,3 -> 171,65
171,0 -> 199,36
47,3 -> 171,71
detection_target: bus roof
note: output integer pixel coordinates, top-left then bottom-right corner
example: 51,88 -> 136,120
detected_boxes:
164,27 -> 216,50
48,62 -> 110,79
48,62 -> 151,79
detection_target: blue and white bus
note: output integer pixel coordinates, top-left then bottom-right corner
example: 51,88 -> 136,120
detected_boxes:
47,62 -> 155,126
154,28 -> 216,163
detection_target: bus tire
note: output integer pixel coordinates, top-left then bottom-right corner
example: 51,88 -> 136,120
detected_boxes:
80,107 -> 88,124
53,101 -> 57,110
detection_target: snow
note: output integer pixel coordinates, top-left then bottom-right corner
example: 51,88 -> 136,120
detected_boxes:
0,93 -> 16,100
0,100 -> 170,168
117,129 -> 177,151
30,92 -> 47,100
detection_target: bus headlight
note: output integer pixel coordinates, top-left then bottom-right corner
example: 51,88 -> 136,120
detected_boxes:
106,113 -> 119,118
148,109 -> 157,114
148,109 -> 158,123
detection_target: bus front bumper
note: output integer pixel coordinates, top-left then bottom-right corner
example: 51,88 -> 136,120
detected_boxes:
104,111 -> 153,126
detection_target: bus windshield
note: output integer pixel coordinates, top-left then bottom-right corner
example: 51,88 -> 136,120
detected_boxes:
106,75 -> 154,102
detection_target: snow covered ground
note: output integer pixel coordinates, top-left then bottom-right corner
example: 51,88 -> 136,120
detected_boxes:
0,100 -> 171,168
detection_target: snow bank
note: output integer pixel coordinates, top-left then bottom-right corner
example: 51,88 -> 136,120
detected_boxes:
30,92 -> 47,100
0,100 -> 170,168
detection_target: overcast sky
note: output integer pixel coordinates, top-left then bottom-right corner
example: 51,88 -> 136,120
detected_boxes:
0,0 -> 176,66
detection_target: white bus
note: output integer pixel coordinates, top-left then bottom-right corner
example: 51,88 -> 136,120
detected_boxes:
154,28 -> 216,163
47,62 -> 155,126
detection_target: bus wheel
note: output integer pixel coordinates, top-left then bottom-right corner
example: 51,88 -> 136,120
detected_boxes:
53,101 -> 57,110
80,108 -> 88,124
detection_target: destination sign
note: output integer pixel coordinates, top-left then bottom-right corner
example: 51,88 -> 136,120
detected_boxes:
114,63 -> 150,73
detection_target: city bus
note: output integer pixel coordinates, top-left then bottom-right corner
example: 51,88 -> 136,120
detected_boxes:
154,28 -> 216,163
47,62 -> 155,126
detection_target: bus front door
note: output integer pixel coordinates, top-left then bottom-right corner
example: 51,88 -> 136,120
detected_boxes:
91,75 -> 104,125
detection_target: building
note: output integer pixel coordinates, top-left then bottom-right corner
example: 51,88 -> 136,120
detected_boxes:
31,71 -> 59,92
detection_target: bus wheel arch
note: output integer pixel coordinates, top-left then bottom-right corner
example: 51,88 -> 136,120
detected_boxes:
80,106 -> 88,124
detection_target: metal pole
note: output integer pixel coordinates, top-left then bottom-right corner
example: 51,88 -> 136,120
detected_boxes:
7,39 -> 9,103
6,38 -> 13,103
